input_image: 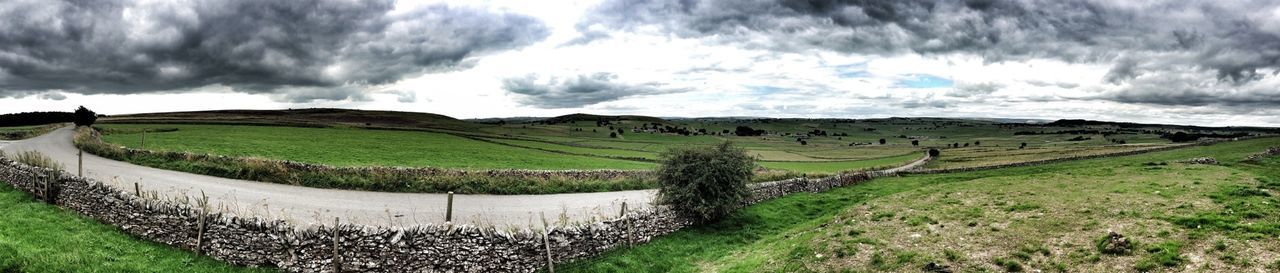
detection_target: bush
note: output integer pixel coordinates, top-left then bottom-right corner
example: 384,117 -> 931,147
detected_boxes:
656,142 -> 754,224
928,149 -> 940,158
73,106 -> 97,127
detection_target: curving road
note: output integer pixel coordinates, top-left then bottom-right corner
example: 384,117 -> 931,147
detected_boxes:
2,127 -> 655,228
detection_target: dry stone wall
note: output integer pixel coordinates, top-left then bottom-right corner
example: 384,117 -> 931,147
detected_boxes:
2,154 -> 901,273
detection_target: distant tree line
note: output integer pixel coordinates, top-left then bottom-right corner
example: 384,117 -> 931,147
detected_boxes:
734,126 -> 767,136
1162,132 -> 1250,143
0,111 -> 75,127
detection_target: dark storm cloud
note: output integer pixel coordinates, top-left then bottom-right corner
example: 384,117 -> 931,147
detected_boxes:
503,72 -> 689,108
581,0 -> 1280,107
0,0 -> 549,102
1097,72 -> 1280,107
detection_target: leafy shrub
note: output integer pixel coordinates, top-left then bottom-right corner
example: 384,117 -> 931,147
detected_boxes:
928,148 -> 941,158
73,106 -> 97,127
655,142 -> 754,224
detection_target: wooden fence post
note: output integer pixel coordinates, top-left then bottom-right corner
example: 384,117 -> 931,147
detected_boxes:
621,202 -> 631,247
134,182 -> 141,197
445,191 -> 454,223
43,171 -> 52,203
77,148 -> 83,177
141,128 -> 146,149
332,217 -> 342,273
541,212 -> 555,273
195,191 -> 208,255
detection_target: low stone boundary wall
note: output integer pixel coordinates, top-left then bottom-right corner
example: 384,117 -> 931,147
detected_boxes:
2,153 -> 909,272
1245,146 -> 1280,162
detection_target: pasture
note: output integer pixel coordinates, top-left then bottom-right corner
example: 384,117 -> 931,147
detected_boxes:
95,114 -> 1189,175
0,182 -> 272,273
560,137 -> 1280,272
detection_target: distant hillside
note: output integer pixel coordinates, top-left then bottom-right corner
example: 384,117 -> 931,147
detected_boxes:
541,113 -> 667,124
104,108 -> 474,130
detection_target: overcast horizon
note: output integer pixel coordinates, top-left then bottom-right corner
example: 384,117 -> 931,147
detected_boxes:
2,0 -> 1279,127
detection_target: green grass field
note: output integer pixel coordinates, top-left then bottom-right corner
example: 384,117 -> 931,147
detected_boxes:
100,124 -> 653,170
0,183 -> 273,273
559,137 -> 1280,272
96,116 -> 1182,175
0,124 -> 61,140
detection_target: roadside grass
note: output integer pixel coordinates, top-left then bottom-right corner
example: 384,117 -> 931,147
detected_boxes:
559,137 -> 1280,272
0,123 -> 62,140
0,183 -> 274,273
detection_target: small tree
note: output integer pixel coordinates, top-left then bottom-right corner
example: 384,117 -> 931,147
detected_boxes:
974,140 -> 981,146
928,148 -> 941,158
879,138 -> 887,145
911,140 -> 919,146
609,132 -> 618,138
656,142 -> 754,224
73,106 -> 97,127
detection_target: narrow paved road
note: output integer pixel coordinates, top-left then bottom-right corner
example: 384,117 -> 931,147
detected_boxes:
2,127 -> 655,228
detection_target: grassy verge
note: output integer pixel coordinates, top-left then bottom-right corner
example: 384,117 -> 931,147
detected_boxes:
560,137 -> 1280,272
0,123 -> 62,140
0,182 -> 274,273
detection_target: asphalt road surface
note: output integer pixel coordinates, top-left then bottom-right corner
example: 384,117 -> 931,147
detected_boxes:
1,127 -> 655,228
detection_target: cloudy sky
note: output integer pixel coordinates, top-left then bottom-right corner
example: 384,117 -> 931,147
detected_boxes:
1,0 -> 1279,126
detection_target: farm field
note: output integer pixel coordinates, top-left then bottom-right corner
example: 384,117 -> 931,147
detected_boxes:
560,137 -> 1280,272
98,124 -> 654,170
0,182 -> 272,273
922,143 -> 1178,170
95,113 -> 1199,175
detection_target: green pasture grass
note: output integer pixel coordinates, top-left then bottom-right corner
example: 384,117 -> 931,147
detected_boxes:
0,183 -> 274,273
758,153 -> 922,174
99,124 -> 653,170
559,137 -> 1280,272
924,144 -> 1175,169
481,138 -> 660,160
